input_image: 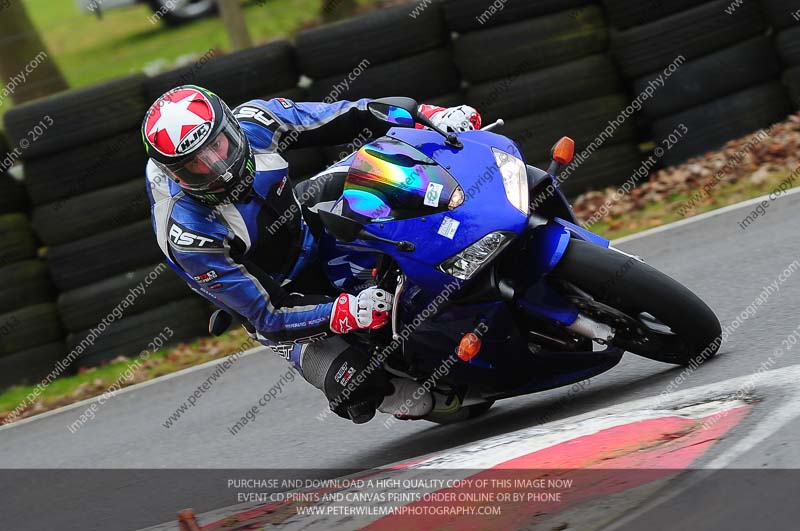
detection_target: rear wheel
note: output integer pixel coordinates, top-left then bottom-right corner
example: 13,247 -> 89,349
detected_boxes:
551,240 -> 721,365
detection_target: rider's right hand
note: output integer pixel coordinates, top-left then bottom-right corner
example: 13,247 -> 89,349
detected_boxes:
330,287 -> 393,334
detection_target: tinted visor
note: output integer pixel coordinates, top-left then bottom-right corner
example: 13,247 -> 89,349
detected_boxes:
158,121 -> 246,193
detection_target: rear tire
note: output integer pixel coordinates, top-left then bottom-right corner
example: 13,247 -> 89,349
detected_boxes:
551,240 -> 721,365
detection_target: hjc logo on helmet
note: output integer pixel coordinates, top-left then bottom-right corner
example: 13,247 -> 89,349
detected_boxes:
175,122 -> 212,155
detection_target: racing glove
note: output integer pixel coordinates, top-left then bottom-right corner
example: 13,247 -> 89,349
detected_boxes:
418,104 -> 482,133
330,287 -> 393,334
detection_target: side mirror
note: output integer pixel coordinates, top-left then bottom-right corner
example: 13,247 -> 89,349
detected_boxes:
367,97 -> 419,127
368,96 -> 463,149
317,209 -> 367,243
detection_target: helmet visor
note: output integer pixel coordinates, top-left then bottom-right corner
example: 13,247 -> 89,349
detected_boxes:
157,121 -> 246,193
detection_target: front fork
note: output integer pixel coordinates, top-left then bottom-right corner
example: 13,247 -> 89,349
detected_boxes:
508,216 -> 618,344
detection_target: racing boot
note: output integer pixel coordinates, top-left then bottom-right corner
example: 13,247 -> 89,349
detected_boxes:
300,336 -> 390,424
378,378 -> 434,419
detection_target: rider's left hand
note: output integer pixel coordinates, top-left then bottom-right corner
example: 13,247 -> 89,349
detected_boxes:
330,287 -> 393,334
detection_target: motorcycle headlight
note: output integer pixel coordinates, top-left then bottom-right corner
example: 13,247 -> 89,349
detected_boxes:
438,231 -> 513,280
492,148 -> 529,216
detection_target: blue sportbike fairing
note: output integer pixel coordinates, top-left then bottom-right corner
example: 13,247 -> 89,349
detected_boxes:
316,126 -> 622,400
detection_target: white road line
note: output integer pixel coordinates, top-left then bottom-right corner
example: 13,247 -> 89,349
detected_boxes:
612,186 -> 800,245
0,346 -> 267,432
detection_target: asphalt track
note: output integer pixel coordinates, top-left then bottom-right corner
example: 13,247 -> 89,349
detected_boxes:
2,190 -> 800,530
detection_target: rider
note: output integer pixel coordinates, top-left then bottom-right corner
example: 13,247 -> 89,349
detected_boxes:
142,85 -> 481,423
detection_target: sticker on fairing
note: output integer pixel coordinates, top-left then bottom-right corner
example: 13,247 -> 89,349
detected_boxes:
424,182 -> 444,207
437,216 -> 460,239
193,270 -> 218,283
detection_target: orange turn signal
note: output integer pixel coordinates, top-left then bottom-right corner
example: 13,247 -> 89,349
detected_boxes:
552,136 -> 575,165
457,333 -> 482,361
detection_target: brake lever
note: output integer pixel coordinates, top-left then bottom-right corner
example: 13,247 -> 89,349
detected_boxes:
392,274 -> 406,341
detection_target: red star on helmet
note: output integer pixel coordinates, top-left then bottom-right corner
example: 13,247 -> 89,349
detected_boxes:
145,88 -> 215,157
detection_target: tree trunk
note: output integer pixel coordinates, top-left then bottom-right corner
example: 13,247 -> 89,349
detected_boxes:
322,0 -> 359,22
217,0 -> 252,51
0,0 -> 68,105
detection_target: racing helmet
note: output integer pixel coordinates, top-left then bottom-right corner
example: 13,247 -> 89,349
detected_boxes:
142,85 -> 255,205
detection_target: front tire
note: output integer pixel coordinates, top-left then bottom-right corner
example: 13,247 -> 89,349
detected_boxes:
551,239 -> 721,366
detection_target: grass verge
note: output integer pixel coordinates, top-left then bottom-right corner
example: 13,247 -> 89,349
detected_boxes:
585,167 -> 799,240
0,328 -> 253,423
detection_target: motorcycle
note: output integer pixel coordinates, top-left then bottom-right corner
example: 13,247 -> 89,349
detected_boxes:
308,97 -> 722,424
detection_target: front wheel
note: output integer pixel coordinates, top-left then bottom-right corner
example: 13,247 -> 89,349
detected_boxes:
550,239 -> 721,366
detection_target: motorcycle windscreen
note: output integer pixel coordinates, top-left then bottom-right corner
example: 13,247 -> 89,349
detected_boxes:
342,137 -> 460,223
